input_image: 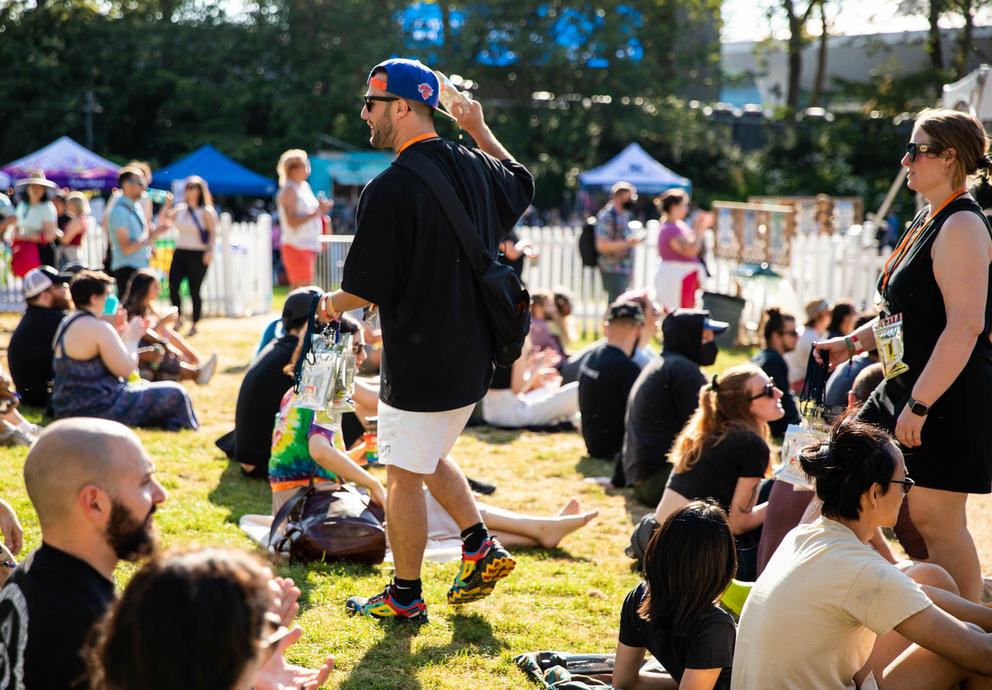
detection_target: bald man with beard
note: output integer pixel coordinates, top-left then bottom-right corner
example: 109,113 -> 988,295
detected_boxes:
0,418 -> 167,690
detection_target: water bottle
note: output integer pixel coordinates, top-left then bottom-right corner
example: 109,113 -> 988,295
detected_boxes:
433,70 -> 471,116
147,188 -> 170,204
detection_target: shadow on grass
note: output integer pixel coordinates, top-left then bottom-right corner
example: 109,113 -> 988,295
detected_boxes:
222,364 -> 248,375
206,460 -> 271,523
463,425 -> 522,446
338,611 -> 507,690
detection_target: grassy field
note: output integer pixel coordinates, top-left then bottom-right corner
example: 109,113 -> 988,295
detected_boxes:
0,309 -> 989,688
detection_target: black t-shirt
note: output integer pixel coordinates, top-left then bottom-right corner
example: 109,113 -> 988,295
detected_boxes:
750,348 -> 800,436
621,352 -> 706,485
233,333 -> 298,472
8,305 -> 68,407
619,582 -> 735,689
578,342 -> 641,458
666,431 -> 770,511
0,543 -> 116,689
342,138 -> 534,412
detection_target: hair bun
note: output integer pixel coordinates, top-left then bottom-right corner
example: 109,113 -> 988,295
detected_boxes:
798,442 -> 831,478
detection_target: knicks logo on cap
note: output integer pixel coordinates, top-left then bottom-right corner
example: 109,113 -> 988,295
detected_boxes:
417,83 -> 434,100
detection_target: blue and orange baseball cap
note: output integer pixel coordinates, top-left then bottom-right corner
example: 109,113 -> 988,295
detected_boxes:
367,58 -> 454,119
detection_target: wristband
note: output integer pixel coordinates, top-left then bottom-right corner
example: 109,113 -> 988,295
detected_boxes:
843,335 -> 864,357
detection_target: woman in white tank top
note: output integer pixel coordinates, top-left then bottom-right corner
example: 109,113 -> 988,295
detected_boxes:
276,149 -> 333,289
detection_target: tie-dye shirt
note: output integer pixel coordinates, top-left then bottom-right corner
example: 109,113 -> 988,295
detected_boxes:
268,389 -> 340,492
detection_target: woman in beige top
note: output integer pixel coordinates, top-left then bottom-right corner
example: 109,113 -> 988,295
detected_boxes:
167,176 -> 217,336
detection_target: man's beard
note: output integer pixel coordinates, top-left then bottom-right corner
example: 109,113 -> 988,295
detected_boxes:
51,294 -> 71,310
106,499 -> 158,561
370,115 -> 395,150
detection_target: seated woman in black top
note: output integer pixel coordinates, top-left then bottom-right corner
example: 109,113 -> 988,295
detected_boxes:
614,500 -> 737,690
653,364 -> 784,580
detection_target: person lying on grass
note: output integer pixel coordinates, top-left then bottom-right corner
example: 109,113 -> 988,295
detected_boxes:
269,317 -> 598,549
613,500 -> 737,690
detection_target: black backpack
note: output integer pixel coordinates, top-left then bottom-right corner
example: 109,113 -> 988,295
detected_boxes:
578,215 -> 598,267
393,153 -> 531,368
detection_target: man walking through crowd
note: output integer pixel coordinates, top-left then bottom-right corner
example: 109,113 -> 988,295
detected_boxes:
595,181 -> 642,304
316,57 -> 534,621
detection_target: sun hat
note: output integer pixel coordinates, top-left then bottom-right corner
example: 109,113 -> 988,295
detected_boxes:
367,58 -> 455,120
14,170 -> 58,192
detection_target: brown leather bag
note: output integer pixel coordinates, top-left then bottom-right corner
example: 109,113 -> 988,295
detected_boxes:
268,481 -> 386,565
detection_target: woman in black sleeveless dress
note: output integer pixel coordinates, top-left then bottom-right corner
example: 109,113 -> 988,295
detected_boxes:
815,108 -> 992,602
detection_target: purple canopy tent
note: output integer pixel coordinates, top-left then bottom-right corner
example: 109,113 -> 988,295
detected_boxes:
1,136 -> 120,191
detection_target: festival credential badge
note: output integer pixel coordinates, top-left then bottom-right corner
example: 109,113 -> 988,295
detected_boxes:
872,313 -> 910,380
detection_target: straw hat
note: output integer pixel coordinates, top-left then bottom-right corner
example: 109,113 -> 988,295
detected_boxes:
14,170 -> 58,190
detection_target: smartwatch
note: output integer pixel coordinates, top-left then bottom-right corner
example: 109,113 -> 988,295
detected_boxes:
906,397 -> 929,417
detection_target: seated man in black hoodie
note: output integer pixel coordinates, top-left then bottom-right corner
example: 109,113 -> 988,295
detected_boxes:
620,309 -> 726,506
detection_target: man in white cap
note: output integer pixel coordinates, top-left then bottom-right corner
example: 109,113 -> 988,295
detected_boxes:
8,266 -> 73,408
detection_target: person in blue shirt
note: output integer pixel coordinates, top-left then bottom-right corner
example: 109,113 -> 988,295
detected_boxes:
106,167 -> 171,297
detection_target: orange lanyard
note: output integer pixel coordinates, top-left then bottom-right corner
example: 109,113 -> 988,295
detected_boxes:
397,132 -> 439,155
880,189 -> 966,294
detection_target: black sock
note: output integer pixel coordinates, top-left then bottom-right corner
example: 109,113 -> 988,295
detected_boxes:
461,521 -> 489,554
391,577 -> 422,605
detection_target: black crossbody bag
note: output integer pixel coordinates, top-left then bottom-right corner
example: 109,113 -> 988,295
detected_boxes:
393,152 -> 530,367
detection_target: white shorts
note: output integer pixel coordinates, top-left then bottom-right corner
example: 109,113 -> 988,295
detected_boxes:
377,401 -> 475,474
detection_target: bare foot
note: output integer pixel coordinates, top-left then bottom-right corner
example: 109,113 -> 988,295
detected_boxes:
538,510 -> 599,549
557,497 -> 581,517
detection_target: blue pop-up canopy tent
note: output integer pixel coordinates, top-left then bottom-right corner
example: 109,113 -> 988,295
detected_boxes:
152,145 -> 276,196
579,142 -> 691,195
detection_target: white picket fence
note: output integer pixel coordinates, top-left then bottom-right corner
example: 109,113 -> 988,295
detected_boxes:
0,213 -> 273,316
315,223 -> 888,340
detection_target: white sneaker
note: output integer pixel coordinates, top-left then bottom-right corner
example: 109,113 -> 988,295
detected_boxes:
196,353 -> 218,385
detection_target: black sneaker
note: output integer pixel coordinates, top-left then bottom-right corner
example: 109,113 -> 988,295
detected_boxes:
447,536 -> 516,605
346,584 -> 429,622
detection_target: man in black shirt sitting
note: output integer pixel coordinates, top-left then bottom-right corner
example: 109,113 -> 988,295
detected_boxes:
223,286 -> 319,477
8,265 -> 72,408
0,418 -> 167,689
621,309 -> 726,506
578,302 -> 644,460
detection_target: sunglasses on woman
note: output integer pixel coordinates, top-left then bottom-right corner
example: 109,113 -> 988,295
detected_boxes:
750,382 -> 778,400
905,142 -> 944,162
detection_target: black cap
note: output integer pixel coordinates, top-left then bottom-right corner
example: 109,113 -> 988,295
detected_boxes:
282,286 -> 321,324
607,301 -> 644,322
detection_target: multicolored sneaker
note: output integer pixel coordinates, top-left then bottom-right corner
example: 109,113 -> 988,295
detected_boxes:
447,536 -> 516,605
346,584 -> 428,622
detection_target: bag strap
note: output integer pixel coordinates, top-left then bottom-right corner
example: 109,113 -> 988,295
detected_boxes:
291,293 -> 322,392
392,152 -> 492,280
268,484 -> 311,549
187,205 -> 210,244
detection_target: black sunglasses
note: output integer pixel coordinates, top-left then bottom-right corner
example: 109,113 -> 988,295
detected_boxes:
905,142 -> 944,162
364,95 -> 398,111
890,476 -> 916,494
750,382 -> 778,400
